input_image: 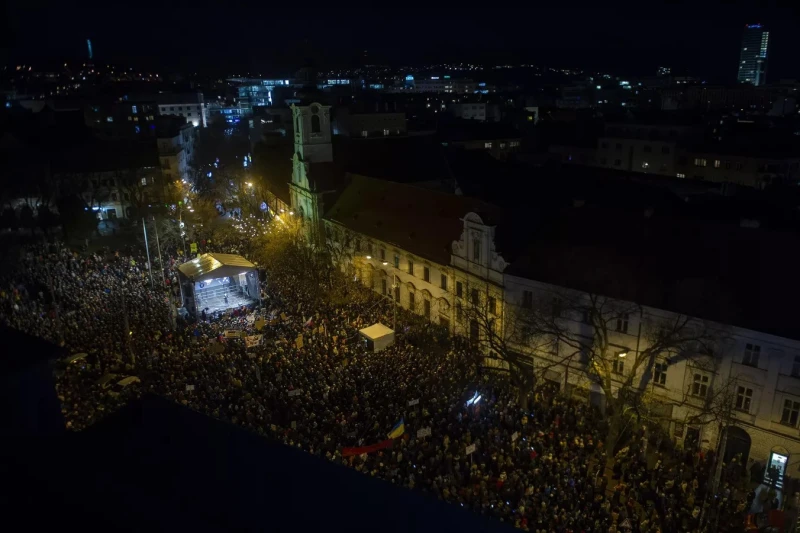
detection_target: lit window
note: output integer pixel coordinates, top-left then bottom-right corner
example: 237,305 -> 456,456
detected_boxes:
677,173 -> 686,178
612,359 -> 624,375
484,142 -> 493,149
106,117 -> 113,122
134,125 -> 141,134
132,105 -> 138,114
140,177 -> 147,186
694,158 -> 707,167
361,130 -> 368,137
642,162 -> 650,169
383,129 -> 389,136
714,160 -> 721,168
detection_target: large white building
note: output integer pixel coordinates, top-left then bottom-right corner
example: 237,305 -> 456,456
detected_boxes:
290,102 -> 800,488
322,184 -> 800,494
157,119 -> 196,183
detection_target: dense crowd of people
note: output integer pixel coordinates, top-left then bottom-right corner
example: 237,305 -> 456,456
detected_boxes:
0,235 -> 757,532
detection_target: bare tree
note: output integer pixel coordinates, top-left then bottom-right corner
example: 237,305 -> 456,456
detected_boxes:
502,286 -> 726,452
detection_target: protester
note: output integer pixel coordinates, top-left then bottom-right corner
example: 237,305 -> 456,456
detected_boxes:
0,237 -> 751,532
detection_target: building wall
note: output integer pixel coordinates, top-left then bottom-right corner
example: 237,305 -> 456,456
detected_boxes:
157,102 -> 206,127
334,113 -> 406,138
596,137 -> 678,176
323,212 -> 506,340
450,138 -> 521,161
449,103 -> 487,121
502,275 -> 800,470
157,125 -> 195,183
678,152 -> 800,188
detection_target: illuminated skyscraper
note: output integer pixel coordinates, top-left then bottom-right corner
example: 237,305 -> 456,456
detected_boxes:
737,24 -> 769,86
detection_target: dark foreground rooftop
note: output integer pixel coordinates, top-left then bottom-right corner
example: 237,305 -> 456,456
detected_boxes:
1,395 -> 513,533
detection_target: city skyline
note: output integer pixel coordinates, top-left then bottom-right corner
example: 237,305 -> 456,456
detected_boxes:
4,4 -> 800,82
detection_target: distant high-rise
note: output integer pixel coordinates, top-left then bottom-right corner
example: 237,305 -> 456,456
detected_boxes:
737,24 -> 769,86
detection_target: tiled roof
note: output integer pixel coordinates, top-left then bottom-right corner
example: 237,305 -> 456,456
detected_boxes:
326,174 -> 504,265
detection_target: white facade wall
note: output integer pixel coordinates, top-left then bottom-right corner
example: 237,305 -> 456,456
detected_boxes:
158,103 -> 207,127
504,275 -> 800,470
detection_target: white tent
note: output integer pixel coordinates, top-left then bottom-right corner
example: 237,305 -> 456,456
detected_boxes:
358,323 -> 395,352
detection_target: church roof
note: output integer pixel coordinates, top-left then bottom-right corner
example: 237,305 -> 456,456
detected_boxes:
325,174 -> 503,265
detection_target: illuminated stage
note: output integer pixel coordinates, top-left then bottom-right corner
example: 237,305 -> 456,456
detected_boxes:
177,253 -> 259,318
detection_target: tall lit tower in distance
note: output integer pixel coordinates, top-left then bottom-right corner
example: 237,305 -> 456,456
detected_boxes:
737,24 -> 769,86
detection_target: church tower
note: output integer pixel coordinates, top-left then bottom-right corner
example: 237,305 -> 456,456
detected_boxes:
289,102 -> 333,243
292,103 -> 332,163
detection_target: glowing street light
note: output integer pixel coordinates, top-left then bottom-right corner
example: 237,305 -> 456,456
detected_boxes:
618,351 -> 628,358
366,255 -> 372,260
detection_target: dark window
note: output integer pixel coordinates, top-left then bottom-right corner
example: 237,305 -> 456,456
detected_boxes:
407,260 -> 414,276
394,285 -> 400,303
692,374 -> 709,397
522,290 -> 533,309
311,114 -> 321,134
792,356 -> 800,378
615,143 -> 622,151
471,288 -> 479,306
469,320 -> 479,343
614,159 -> 622,167
456,281 -> 463,298
408,291 -> 415,311
735,386 -> 753,412
379,248 -> 386,261
643,145 -> 652,153
393,255 -> 400,268
654,362 -> 668,386
488,296 -> 496,315
743,344 -> 761,367
782,399 -> 800,426
662,146 -> 670,154
382,279 -> 387,295
612,359 -> 624,375
440,274 -> 447,291
423,266 -> 430,283
472,237 -> 481,261
616,313 -> 629,334
423,299 -> 431,319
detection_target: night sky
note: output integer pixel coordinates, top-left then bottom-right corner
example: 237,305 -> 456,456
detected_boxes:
3,3 -> 800,82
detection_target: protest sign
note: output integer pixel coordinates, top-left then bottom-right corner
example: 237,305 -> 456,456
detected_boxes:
254,319 -> 266,331
408,398 -> 420,407
465,444 -> 476,455
245,334 -> 263,348
511,431 -> 519,442
185,384 -> 195,391
224,330 -> 242,339
288,388 -> 303,397
295,335 -> 303,349
417,427 -> 432,439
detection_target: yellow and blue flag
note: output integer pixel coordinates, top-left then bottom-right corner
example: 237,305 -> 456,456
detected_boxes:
387,418 -> 405,439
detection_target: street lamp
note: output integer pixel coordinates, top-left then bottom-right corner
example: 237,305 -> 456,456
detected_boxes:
617,351 -> 628,358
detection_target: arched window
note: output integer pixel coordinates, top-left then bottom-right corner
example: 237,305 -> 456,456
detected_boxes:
311,114 -> 321,134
